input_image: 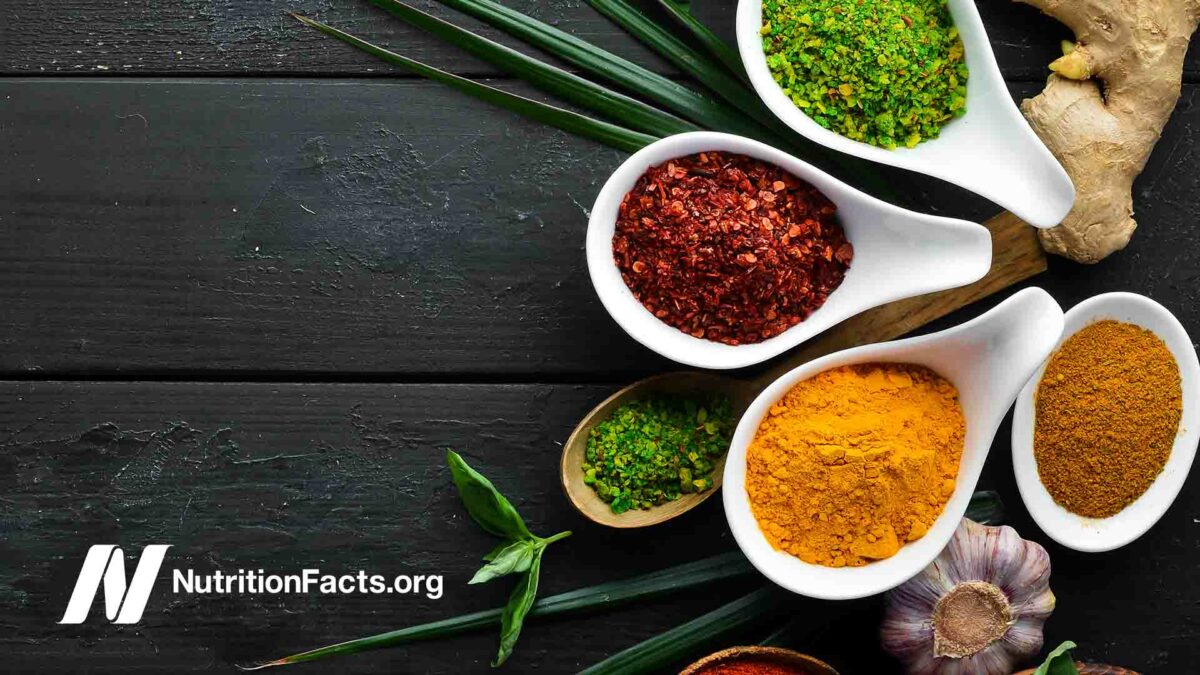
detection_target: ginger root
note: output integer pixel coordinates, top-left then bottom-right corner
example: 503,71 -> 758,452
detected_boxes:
1015,0 -> 1200,263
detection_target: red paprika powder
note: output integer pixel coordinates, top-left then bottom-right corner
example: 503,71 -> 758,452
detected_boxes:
612,151 -> 852,345
696,658 -> 811,675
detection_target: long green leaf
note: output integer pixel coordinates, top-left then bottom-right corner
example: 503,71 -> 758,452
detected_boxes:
370,0 -> 696,137
252,489 -> 1001,667
247,551 -> 755,668
583,0 -> 753,115
657,0 -> 746,79
585,490 -> 1004,673
584,0 -> 790,141
579,587 -> 783,675
427,0 -> 775,141
291,14 -> 655,154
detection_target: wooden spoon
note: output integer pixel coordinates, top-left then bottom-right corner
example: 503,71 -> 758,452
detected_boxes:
562,213 -> 1046,528
679,645 -> 840,675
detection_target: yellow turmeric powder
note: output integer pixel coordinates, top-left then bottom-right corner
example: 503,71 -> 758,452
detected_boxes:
746,362 -> 966,567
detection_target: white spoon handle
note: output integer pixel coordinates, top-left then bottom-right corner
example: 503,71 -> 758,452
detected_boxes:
921,287 -> 1065,429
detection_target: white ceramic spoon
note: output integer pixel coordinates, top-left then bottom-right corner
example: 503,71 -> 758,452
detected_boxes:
587,131 -> 992,370
735,0 -> 1074,228
724,287 -> 1064,599
1012,292 -> 1200,552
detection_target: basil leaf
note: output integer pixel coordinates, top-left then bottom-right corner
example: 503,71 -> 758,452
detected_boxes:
447,450 -> 533,541
1034,641 -> 1080,675
492,553 -> 541,667
471,540 -> 536,584
482,541 -> 511,562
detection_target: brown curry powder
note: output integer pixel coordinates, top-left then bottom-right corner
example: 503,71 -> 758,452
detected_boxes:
746,363 -> 965,567
1034,320 -> 1182,518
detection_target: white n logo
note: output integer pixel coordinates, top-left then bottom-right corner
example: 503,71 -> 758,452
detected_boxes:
59,545 -> 171,624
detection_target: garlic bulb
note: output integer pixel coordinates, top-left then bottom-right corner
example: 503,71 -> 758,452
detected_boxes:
881,519 -> 1055,675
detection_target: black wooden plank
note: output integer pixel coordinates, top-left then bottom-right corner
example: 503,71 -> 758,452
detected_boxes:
3,0 -> 1171,82
4,78 -> 1200,377
0,77 -> 673,377
2,380 -> 1197,672
0,382 -> 748,673
0,76 -> 974,378
1,0 -> 673,77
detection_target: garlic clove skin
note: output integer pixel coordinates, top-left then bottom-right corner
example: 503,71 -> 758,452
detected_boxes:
881,519 -> 1055,675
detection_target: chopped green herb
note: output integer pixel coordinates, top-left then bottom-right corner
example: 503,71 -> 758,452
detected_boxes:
761,0 -> 969,149
583,394 -> 734,514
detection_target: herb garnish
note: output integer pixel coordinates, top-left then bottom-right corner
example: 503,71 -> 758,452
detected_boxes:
762,0 -> 969,148
582,394 -> 734,513
447,450 -> 571,666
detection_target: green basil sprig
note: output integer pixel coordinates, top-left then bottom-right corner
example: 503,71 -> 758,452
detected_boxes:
446,450 -> 571,666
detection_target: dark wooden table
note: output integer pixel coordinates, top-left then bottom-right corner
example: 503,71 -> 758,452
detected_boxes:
2,1 -> 1198,673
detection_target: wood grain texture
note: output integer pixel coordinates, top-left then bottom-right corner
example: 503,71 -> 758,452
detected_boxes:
0,78 -> 666,377
0,0 -> 672,77
0,76 -> 992,379
2,381 -> 1197,672
0,382 -> 751,673
0,0 -> 1168,82
5,78 -> 1199,378
2,1 -> 1200,667
2,2 -> 1199,673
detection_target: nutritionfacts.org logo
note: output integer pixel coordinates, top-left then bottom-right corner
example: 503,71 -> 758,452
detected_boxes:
59,544 -> 443,625
60,545 -> 171,624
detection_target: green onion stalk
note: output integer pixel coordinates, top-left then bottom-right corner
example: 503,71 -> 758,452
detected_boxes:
295,0 -> 910,204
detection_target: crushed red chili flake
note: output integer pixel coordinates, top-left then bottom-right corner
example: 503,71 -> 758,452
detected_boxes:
612,151 -> 853,345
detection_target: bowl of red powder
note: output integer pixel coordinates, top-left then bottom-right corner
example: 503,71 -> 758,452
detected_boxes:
680,646 -> 840,675
587,131 -> 992,369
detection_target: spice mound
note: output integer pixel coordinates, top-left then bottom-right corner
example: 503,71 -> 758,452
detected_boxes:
612,151 -> 852,346
746,363 -> 965,567
761,0 -> 969,149
583,393 -> 734,514
1034,320 -> 1182,518
693,658 -> 813,675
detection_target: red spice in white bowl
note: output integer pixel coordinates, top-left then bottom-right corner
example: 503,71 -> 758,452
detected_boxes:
612,151 -> 853,346
586,131 -> 992,370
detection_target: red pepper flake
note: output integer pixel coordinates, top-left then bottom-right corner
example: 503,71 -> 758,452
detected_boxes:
612,151 -> 853,345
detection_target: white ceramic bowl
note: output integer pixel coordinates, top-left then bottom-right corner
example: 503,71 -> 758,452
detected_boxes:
724,288 -> 1064,599
586,131 -> 991,370
736,0 -> 1074,228
1012,292 -> 1200,552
